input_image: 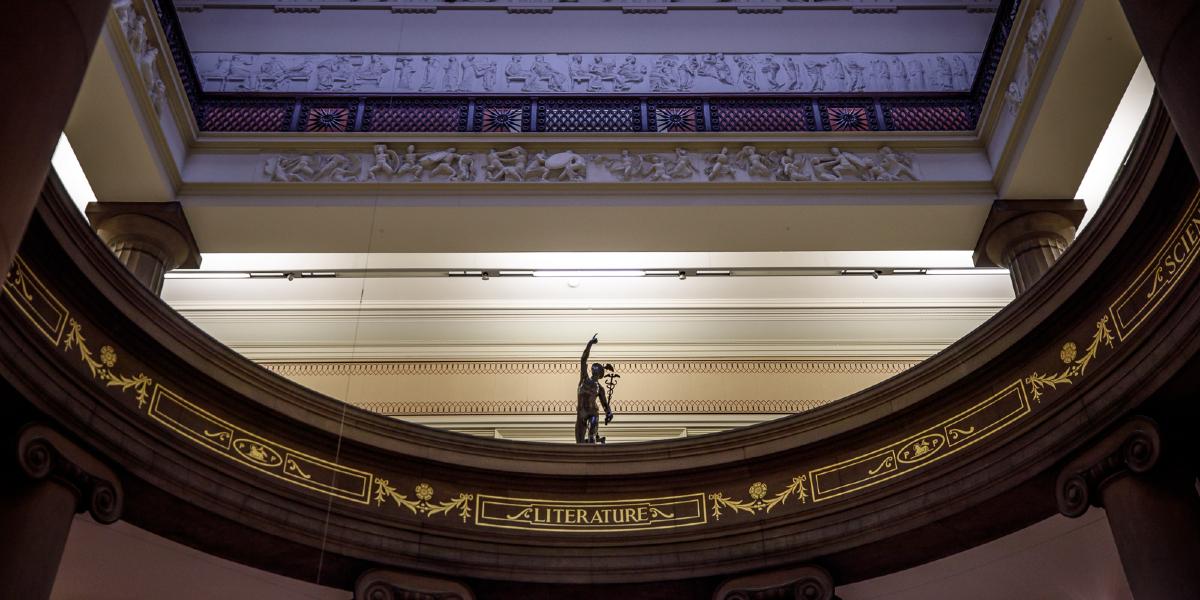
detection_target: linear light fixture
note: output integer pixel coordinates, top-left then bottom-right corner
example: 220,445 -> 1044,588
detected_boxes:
532,270 -> 646,278
164,271 -> 251,279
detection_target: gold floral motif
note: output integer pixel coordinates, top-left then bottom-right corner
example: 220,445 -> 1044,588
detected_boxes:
100,345 -> 117,368
1059,342 -> 1077,364
1025,316 -> 1114,402
374,478 -> 473,523
748,481 -> 768,500
62,319 -> 152,408
708,474 -> 809,520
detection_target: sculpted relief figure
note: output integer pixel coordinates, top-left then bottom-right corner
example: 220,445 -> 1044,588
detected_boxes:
805,59 -> 827,92
600,148 -> 697,182
871,146 -> 920,181
697,53 -> 735,85
890,57 -> 908,91
777,149 -> 813,182
761,56 -> 786,91
705,147 -> 736,181
395,57 -> 416,90
616,56 -> 647,91
845,59 -> 867,92
420,56 -> 440,92
525,150 -> 587,181
265,153 -> 360,183
586,55 -> 617,92
734,145 -> 776,179
906,59 -> 925,90
420,147 -> 472,181
530,55 -> 567,92
734,55 -> 759,91
485,146 -> 528,181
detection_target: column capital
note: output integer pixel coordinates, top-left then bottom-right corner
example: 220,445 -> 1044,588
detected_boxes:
973,199 -> 1087,295
1055,416 -> 1161,518
15,423 -> 124,524
713,564 -> 835,600
85,202 -> 201,294
86,202 -> 201,271
355,569 -> 475,600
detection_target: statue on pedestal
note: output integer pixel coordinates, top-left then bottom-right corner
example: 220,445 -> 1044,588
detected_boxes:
576,334 -> 616,444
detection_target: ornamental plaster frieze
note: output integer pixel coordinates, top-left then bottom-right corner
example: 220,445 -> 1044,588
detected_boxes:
193,51 -> 982,95
261,360 -> 919,378
113,0 -> 167,114
351,397 -> 833,415
256,143 -> 925,184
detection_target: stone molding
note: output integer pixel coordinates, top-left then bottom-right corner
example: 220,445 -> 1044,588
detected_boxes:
262,359 -> 919,378
713,565 -> 835,600
195,51 -> 981,96
1055,416 -> 1161,518
16,423 -> 124,524
355,570 -> 474,600
355,397 -> 833,416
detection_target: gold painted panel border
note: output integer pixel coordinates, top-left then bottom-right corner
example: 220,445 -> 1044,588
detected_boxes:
809,380 -> 1028,502
149,385 -> 373,503
475,493 -> 708,533
3,255 -> 68,346
1109,190 -> 1200,341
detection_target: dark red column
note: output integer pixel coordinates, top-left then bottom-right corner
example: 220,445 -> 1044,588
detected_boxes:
1057,417 -> 1200,600
1120,2 -> 1200,175
0,2 -> 110,275
0,425 -> 123,600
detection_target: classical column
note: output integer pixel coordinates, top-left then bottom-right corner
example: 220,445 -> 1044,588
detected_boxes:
712,565 -> 835,600
973,199 -> 1087,296
0,1 -> 111,277
0,424 -> 123,600
1119,1 -> 1200,176
355,569 -> 475,600
85,202 -> 202,295
1056,416 -> 1200,600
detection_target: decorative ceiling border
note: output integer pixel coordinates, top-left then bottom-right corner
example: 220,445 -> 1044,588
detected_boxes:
144,0 -> 1019,134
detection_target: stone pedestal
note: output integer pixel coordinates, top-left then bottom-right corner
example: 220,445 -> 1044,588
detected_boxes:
0,1 -> 111,276
86,202 -> 202,295
973,199 -> 1087,296
0,424 -> 123,600
1057,417 -> 1200,600
355,569 -> 475,600
1120,1 -> 1200,176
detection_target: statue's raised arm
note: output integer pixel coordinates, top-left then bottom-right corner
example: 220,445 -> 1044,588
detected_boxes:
580,333 -> 598,382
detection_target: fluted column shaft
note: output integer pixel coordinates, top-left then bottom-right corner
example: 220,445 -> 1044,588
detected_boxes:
85,202 -> 202,295
1057,417 -> 1200,600
973,200 -> 1086,296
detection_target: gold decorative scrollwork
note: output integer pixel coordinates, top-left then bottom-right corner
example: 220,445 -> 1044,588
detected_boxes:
374,479 -> 474,523
708,475 -> 809,520
62,319 -> 153,408
946,426 -> 976,443
1024,316 -> 1114,403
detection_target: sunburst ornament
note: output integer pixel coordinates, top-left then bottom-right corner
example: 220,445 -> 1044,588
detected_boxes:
826,106 -> 870,131
482,107 -> 522,133
655,107 -> 696,133
305,107 -> 350,132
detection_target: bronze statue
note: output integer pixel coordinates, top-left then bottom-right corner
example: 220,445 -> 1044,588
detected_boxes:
576,334 -> 615,444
